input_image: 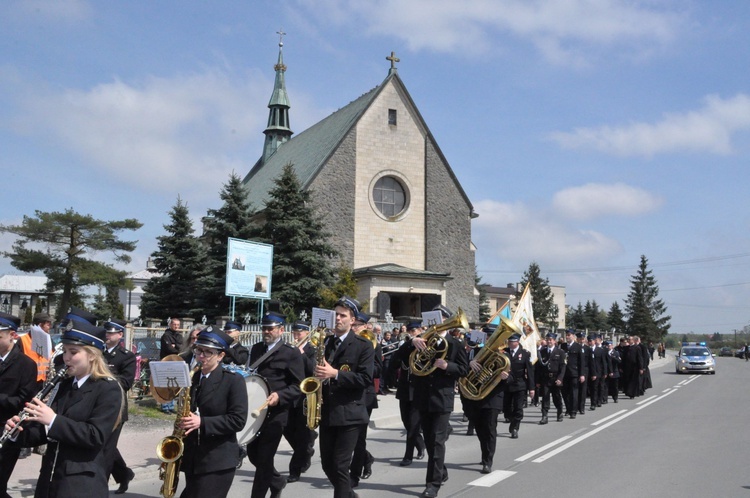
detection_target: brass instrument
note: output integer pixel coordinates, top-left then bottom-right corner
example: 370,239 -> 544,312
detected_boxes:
0,367 -> 69,448
299,327 -> 327,430
458,315 -> 519,401
357,328 -> 378,348
409,308 -> 469,377
156,361 -> 202,498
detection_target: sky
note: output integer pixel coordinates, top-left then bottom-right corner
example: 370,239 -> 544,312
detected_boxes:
1,0 -> 749,335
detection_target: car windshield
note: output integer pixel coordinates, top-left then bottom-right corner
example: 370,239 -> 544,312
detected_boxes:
683,348 -> 709,356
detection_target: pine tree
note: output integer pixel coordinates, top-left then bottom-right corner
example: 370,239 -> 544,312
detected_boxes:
566,302 -> 585,330
607,301 -> 626,334
91,284 -> 124,321
140,197 -> 207,320
320,263 -> 359,311
476,269 -> 491,323
254,163 -> 337,313
624,255 -> 671,342
201,173 -> 257,319
519,262 -> 558,328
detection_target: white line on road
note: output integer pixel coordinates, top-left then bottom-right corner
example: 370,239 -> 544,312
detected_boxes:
514,435 -> 573,462
636,395 -> 657,405
682,375 -> 701,385
532,390 -> 679,463
591,409 -> 627,426
468,470 -> 516,487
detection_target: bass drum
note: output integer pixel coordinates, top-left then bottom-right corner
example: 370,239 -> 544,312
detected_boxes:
225,365 -> 271,445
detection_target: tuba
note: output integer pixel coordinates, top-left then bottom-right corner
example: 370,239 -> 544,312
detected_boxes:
458,315 -> 518,401
299,327 -> 327,430
409,308 -> 469,377
357,328 -> 378,348
156,361 -> 201,498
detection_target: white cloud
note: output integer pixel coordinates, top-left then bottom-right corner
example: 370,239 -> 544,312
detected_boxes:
472,198 -> 622,268
552,183 -> 664,220
550,94 -> 750,156
299,0 -> 685,64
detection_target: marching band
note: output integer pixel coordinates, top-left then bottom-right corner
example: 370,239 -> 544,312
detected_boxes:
2,301 -> 655,498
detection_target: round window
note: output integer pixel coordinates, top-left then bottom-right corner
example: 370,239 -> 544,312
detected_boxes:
373,176 -> 407,218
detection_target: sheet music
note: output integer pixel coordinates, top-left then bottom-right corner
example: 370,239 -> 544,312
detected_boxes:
311,307 -> 335,330
150,361 -> 192,388
30,326 -> 52,359
421,310 -> 443,327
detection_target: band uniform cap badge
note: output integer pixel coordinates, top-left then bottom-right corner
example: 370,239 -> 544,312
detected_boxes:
340,364 -> 351,372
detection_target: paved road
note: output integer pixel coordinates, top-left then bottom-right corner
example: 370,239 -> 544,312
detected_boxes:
10,352 -> 749,497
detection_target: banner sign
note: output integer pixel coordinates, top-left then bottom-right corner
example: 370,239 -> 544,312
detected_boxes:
225,238 -> 273,299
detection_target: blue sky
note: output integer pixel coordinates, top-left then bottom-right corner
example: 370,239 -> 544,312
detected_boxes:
1,0 -> 749,335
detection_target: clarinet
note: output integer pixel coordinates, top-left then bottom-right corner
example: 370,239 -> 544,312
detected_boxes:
0,367 -> 69,447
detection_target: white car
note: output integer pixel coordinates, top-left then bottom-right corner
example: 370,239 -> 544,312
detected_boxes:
675,345 -> 715,374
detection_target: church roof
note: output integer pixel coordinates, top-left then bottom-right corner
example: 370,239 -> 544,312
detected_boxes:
353,263 -> 452,281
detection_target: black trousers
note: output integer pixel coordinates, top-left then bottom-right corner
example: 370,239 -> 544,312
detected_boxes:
538,381 -> 563,416
589,376 -> 603,406
0,444 -> 21,498
248,415 -> 287,498
319,423 -> 360,498
607,377 -> 619,401
577,378 -> 588,412
350,407 -> 374,482
181,467 -> 235,498
103,423 -> 130,483
562,376 -> 579,415
419,410 -> 451,491
503,389 -> 525,424
466,406 -> 499,466
398,398 -> 425,459
283,403 -> 316,475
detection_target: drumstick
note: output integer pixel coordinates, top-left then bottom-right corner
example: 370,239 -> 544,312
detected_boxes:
251,400 -> 271,418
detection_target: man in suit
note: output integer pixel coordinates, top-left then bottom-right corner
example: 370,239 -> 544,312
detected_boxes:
576,332 -> 591,414
409,310 -> 469,498
246,312 -> 305,498
284,321 -> 317,483
315,297 -> 374,498
223,321 -> 250,367
101,319 -> 137,494
561,329 -> 584,418
503,333 -> 534,439
535,332 -> 566,424
0,312 -> 37,498
604,340 -> 621,403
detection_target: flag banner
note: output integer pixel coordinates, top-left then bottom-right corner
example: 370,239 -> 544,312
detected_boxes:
487,301 -> 511,326
511,283 -> 542,365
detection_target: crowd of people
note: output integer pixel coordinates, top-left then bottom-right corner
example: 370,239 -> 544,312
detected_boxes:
1,303 -> 661,498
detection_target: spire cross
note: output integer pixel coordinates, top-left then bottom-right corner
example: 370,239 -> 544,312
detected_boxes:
386,51 -> 400,69
277,28 -> 286,46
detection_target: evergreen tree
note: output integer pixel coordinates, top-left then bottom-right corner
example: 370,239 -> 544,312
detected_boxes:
624,255 -> 671,343
519,262 -> 558,328
253,164 -> 337,313
584,300 -> 607,331
201,172 -> 257,319
476,269 -> 491,323
141,197 -> 207,320
91,284 -> 125,321
1,208 -> 142,319
566,302 -> 585,330
320,263 -> 359,311
607,301 -> 626,334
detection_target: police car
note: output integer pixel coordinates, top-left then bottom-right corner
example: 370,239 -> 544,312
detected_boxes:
675,342 -> 716,374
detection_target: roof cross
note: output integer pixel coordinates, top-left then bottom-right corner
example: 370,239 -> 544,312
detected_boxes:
386,51 -> 400,69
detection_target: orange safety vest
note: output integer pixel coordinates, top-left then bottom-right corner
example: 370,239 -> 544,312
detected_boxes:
20,333 -> 50,383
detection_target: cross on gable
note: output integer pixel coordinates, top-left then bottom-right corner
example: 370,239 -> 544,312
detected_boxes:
386,51 -> 400,69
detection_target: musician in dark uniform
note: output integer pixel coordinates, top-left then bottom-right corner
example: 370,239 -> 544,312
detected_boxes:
389,321 -> 425,467
561,329 -> 584,418
604,340 -> 621,403
590,334 -> 609,408
503,333 -> 534,439
535,332 -> 566,424
0,312 -> 37,498
223,321 -> 249,367
180,326 -> 248,498
101,319 -> 137,494
409,311 -> 469,498
349,312 -> 381,487
246,313 -> 305,498
5,317 -> 123,498
315,297 -> 374,498
577,332 -> 591,414
462,324 -> 510,474
284,321 -> 317,483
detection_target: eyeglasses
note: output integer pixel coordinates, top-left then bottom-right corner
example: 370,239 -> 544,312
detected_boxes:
192,347 -> 217,358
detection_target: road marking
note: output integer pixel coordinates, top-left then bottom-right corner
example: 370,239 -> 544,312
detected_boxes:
468,470 -> 516,487
636,395 -> 657,405
532,390 -> 678,463
682,375 -> 701,385
591,409 -> 627,426
515,435 -> 573,462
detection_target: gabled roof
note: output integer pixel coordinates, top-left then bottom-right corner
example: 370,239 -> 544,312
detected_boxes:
241,70 -> 474,213
353,263 -> 452,281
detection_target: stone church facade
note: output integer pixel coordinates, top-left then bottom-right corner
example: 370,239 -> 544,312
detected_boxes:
242,44 -> 478,321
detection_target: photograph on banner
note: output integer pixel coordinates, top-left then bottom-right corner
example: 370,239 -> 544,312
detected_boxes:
421,310 -> 443,328
225,237 -> 273,299
312,307 -> 335,330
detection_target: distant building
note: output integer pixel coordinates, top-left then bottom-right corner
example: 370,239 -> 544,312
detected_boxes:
118,259 -> 160,321
0,274 -> 56,322
481,282 -> 566,330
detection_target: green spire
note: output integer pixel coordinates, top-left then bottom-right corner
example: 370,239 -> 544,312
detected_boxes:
263,29 -> 293,162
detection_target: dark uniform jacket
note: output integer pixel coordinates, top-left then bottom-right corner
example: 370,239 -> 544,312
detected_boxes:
19,376 -> 122,498
181,368 -> 248,476
503,346 -> 535,393
389,339 -> 413,401
364,343 -> 382,410
410,333 -> 469,413
320,332 -> 374,427
104,345 -> 136,422
535,345 -> 566,386
562,342 -> 584,379
607,349 -> 621,378
581,344 -> 592,379
248,341 -> 304,419
0,346 -> 38,426
590,345 -> 608,379
224,341 -> 250,367
160,328 -> 183,359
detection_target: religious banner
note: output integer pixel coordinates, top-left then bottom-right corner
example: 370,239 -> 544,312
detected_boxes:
487,300 -> 512,326
511,283 -> 542,365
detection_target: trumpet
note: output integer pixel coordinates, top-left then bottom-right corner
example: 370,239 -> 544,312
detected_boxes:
0,367 -> 69,447
409,308 -> 469,377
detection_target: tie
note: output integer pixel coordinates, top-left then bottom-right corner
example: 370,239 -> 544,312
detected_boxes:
72,381 -> 79,390
328,338 -> 341,362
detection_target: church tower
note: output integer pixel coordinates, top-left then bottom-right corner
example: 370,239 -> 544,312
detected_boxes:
262,30 -> 292,162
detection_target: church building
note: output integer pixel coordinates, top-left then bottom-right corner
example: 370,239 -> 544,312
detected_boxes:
242,41 -> 479,321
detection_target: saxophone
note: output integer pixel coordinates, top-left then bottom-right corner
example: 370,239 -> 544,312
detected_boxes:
299,327 -> 327,430
458,315 -> 518,400
156,362 -> 201,498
